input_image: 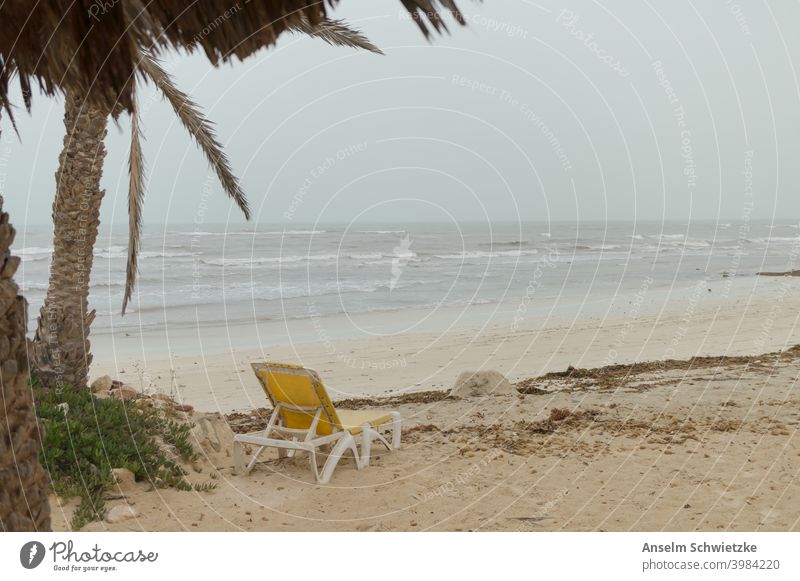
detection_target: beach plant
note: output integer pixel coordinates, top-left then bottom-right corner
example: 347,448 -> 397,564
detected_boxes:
33,373 -> 204,530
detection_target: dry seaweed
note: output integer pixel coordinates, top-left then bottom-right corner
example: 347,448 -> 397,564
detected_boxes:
516,345 -> 800,394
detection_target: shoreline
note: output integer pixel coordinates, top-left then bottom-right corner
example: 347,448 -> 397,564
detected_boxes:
91,285 -> 800,413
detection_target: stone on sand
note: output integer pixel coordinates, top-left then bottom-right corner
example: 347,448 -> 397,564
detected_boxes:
106,504 -> 138,524
91,375 -> 114,393
110,468 -> 140,496
191,414 -> 236,468
449,370 -> 516,397
151,393 -> 176,403
110,386 -> 138,401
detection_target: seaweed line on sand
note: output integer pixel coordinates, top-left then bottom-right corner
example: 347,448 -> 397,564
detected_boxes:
516,344 -> 800,394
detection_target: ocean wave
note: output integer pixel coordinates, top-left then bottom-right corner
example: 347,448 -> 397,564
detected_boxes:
20,255 -> 51,263
586,244 -> 622,251
478,240 -> 529,248
433,249 -> 539,260
201,253 -> 339,267
125,277 -> 437,309
349,252 -> 386,260
265,230 -> 327,235
19,247 -> 53,261
19,246 -> 53,255
20,282 -> 48,291
93,245 -> 128,258
681,240 -> 711,248
92,280 -> 127,289
94,247 -> 197,260
20,245 -> 191,262
138,251 -> 198,259
167,231 -> 232,237
750,236 -> 800,244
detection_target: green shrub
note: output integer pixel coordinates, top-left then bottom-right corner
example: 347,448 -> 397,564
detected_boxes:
33,377 -> 201,530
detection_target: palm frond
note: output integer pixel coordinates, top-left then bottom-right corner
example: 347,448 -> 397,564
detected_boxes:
19,73 -> 31,112
122,82 -> 145,316
0,58 -> 19,137
139,52 -> 251,219
400,0 -> 466,38
291,17 -> 383,55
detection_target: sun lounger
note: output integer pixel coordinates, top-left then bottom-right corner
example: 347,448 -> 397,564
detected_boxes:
233,362 -> 401,483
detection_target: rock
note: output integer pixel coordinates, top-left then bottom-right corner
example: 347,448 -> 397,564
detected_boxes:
194,415 -> 223,452
449,370 -> 516,398
105,504 -> 138,524
110,387 -> 138,401
110,468 -> 142,497
191,414 -> 236,469
151,393 -> 175,403
173,403 -> 193,413
91,375 -> 113,393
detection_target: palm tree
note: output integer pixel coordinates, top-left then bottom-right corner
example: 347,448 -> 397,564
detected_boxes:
0,0 -> 464,532
0,193 -> 51,531
31,20 -> 382,392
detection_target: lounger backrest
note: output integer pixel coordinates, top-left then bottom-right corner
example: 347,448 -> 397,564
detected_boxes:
251,362 -> 342,435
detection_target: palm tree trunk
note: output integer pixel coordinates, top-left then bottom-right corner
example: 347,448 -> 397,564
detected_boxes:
32,90 -> 108,391
0,195 -> 51,531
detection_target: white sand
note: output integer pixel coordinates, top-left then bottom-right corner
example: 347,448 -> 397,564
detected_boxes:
46,286 -> 800,532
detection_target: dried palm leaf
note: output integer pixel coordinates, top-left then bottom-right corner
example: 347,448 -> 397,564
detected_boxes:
122,82 -> 145,316
139,52 -> 251,220
291,17 -> 383,55
0,0 -> 465,116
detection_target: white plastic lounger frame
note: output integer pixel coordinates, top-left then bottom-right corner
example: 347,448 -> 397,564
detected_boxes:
356,412 -> 402,467
233,401 -> 362,484
233,362 -> 401,483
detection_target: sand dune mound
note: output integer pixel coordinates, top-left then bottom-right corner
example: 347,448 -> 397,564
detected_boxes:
449,370 -> 516,397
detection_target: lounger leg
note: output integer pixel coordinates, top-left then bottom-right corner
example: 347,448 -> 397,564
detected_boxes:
309,448 -> 320,482
361,427 -> 373,467
318,435 -> 360,484
234,441 -> 266,475
234,440 -> 245,475
390,412 -> 402,449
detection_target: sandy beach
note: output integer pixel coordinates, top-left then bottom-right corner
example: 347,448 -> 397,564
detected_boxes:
48,288 -> 800,532
91,274 -> 800,412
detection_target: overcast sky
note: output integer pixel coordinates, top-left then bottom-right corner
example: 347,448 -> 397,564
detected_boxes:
2,0 -> 800,226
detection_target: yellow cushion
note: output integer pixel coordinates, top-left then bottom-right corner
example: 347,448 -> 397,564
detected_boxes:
337,410 -> 393,435
252,363 -> 341,435
252,362 -> 396,437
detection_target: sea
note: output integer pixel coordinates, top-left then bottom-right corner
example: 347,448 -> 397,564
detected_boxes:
15,220 -> 800,352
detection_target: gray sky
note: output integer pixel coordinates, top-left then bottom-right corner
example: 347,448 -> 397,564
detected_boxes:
2,0 -> 800,226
